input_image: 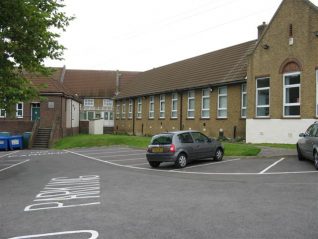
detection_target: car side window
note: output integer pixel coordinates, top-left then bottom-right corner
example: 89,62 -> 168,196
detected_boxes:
306,125 -> 317,137
191,132 -> 208,143
178,133 -> 194,143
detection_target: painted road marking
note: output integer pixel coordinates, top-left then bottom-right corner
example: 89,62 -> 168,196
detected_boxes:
0,159 -> 30,173
108,157 -> 146,162
84,149 -> 145,156
0,151 -> 17,158
171,158 -> 241,171
98,153 -> 145,158
8,230 -> 99,239
130,162 -> 149,166
259,158 -> 285,174
65,150 -> 318,176
8,151 -> 67,158
24,175 -> 100,212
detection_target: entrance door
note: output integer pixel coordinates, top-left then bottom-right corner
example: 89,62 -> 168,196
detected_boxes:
31,103 -> 40,121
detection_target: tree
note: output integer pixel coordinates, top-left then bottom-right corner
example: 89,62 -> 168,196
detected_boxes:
0,0 -> 74,113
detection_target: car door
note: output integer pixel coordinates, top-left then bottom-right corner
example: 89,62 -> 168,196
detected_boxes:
178,133 -> 196,160
190,132 -> 211,159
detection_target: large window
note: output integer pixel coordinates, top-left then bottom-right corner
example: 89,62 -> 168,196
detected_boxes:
256,77 -> 270,117
284,72 -> 300,117
218,87 -> 227,118
84,99 -> 94,107
187,90 -> 195,118
16,102 -> 23,118
149,96 -> 154,119
137,97 -> 142,119
201,88 -> 210,118
121,100 -> 126,119
116,103 -> 120,119
159,94 -> 165,119
171,93 -> 178,119
128,99 -> 133,119
241,84 -> 247,118
103,99 -> 113,109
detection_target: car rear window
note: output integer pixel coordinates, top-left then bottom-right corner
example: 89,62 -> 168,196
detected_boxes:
151,134 -> 173,145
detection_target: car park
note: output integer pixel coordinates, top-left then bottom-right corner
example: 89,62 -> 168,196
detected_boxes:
297,122 -> 318,170
146,130 -> 224,168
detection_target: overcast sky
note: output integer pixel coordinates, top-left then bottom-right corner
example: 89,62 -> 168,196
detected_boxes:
46,0 -> 318,71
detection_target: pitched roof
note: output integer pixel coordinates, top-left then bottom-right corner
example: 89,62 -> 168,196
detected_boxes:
117,40 -> 256,99
63,69 -> 140,98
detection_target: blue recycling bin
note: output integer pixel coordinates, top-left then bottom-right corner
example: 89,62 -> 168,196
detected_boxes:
0,132 -> 10,137
22,132 -> 32,149
8,135 -> 23,150
0,136 -> 9,151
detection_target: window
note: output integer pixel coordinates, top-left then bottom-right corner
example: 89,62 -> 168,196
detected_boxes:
284,72 -> 300,117
256,77 -> 270,117
109,112 -> 114,120
84,99 -> 94,107
116,103 -> 120,119
201,88 -> 210,118
218,87 -> 227,118
171,93 -> 178,119
104,112 -> 109,120
159,94 -> 165,118
178,133 -> 194,143
191,132 -> 209,143
103,99 -> 113,109
16,102 -> 23,118
137,97 -> 142,119
0,109 -> 6,118
149,96 -> 154,119
187,90 -> 195,118
241,84 -> 247,118
87,111 -> 94,120
128,99 -> 133,119
121,100 -> 126,119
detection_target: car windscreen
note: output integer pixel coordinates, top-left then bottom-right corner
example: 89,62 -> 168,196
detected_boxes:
150,134 -> 173,145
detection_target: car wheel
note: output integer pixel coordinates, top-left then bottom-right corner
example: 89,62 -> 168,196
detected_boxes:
148,161 -> 160,168
175,153 -> 187,168
297,145 -> 304,161
214,148 -> 224,161
314,151 -> 318,170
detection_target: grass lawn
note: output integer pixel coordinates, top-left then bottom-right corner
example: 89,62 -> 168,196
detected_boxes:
53,134 -> 261,156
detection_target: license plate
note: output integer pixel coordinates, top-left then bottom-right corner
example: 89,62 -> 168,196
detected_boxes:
152,147 -> 163,153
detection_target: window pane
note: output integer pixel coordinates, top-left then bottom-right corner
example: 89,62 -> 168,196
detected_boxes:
285,74 -> 300,85
285,106 -> 300,116
203,98 -> 209,109
219,96 -> 227,108
88,112 -> 94,120
202,110 -> 209,118
218,109 -> 227,118
285,87 -> 299,104
241,109 -> 246,117
188,111 -> 194,118
189,99 -> 195,109
257,89 -> 269,105
219,87 -> 227,94
257,78 -> 269,88
257,107 -> 269,117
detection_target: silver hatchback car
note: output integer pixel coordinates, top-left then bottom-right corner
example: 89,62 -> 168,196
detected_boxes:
146,130 -> 224,168
297,122 -> 318,170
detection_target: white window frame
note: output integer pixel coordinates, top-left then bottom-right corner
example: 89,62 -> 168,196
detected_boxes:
217,87 -> 227,118
171,93 -> 178,119
137,97 -> 142,119
149,95 -> 154,119
16,102 -> 23,118
84,99 -> 94,107
187,90 -> 195,119
256,77 -> 270,118
128,99 -> 133,119
241,84 -> 247,118
116,103 -> 120,119
0,109 -> 6,118
103,99 -> 113,109
201,88 -> 210,119
283,72 -> 301,117
159,94 -> 165,119
121,100 -> 126,119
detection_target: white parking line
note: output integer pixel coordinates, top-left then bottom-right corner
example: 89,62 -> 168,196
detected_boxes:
170,158 -> 241,171
108,157 -> 146,162
99,153 -> 144,158
0,159 -> 30,172
259,158 -> 285,174
0,151 -> 18,158
130,162 -> 149,166
87,150 -> 145,156
71,147 -> 132,153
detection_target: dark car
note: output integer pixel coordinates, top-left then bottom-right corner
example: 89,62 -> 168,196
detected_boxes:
297,122 -> 318,170
146,130 -> 224,168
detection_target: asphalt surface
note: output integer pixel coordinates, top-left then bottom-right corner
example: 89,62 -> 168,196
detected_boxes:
0,147 -> 317,239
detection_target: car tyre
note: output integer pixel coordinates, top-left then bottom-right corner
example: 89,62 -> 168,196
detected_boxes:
297,145 -> 304,161
214,148 -> 224,161
175,153 -> 187,168
148,161 -> 161,168
314,151 -> 318,170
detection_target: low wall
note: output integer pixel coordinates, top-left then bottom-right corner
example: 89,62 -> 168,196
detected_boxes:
0,120 -> 34,135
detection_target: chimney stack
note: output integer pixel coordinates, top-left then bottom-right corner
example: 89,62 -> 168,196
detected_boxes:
257,22 -> 267,39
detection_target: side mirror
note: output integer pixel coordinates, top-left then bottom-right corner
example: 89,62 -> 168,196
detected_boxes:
299,133 -> 305,137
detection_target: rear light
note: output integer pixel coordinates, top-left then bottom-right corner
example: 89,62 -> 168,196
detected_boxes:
147,146 -> 151,153
169,144 -> 176,153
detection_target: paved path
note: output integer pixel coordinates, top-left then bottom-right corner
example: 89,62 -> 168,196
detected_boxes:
257,146 -> 297,157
